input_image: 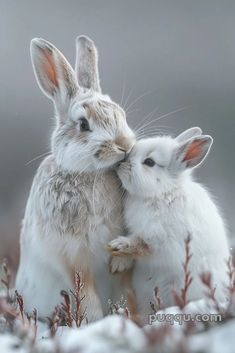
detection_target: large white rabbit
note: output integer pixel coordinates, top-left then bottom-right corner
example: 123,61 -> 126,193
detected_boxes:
108,128 -> 230,324
15,36 -> 135,323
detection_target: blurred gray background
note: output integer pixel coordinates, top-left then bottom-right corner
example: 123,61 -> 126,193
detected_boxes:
0,0 -> 235,268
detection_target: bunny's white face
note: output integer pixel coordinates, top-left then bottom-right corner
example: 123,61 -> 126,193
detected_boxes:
117,132 -> 213,198
30,36 -> 135,173
117,137 -> 177,197
52,92 -> 135,173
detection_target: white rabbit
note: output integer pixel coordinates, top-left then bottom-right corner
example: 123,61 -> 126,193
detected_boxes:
108,127 -> 230,324
15,36 -> 135,324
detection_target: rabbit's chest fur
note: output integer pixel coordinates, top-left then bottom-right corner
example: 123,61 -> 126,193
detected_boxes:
125,182 -> 229,308
126,183 -> 228,258
24,156 -> 123,256
18,159 -> 124,320
125,187 -> 187,246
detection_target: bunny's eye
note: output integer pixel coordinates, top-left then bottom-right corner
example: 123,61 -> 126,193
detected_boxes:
79,117 -> 90,132
143,158 -> 156,167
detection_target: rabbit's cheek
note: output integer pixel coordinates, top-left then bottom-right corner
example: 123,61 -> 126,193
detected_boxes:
117,161 -> 131,177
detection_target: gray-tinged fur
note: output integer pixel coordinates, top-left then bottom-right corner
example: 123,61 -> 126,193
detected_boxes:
16,36 -> 135,325
33,156 -> 123,239
75,36 -> 101,92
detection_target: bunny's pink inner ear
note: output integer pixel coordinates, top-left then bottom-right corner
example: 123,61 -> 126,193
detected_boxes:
183,139 -> 205,162
31,38 -> 78,104
38,46 -> 59,90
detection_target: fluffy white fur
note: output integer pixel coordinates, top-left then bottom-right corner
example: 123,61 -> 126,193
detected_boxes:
108,128 -> 230,324
16,36 -> 135,324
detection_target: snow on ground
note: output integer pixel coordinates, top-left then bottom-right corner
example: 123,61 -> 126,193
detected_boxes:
57,315 -> 146,353
189,320 -> 235,353
0,333 -> 29,353
1,298 -> 235,353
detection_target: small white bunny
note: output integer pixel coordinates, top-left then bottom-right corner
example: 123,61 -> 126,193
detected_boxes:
108,127 -> 230,323
15,36 -> 135,323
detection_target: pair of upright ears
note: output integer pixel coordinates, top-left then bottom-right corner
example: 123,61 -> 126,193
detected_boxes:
175,127 -> 213,169
31,36 -> 101,103
32,38 -> 213,169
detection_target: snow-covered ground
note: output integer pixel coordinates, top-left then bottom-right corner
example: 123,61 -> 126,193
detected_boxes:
1,297 -> 235,353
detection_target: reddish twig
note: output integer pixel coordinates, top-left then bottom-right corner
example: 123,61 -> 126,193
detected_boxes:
1,258 -> 12,301
48,272 -> 88,331
223,256 -> 235,318
173,234 -> 193,309
70,272 -> 87,327
47,306 -> 61,338
227,256 -> 235,294
31,309 -> 38,342
150,287 -> 163,314
60,290 -> 73,327
200,272 -> 220,313
15,290 -> 25,323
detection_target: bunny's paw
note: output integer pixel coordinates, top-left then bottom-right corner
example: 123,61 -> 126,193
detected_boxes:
109,255 -> 133,274
107,236 -> 131,256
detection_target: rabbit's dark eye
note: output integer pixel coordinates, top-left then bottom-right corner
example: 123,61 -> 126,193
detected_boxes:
143,158 -> 155,167
79,117 -> 90,132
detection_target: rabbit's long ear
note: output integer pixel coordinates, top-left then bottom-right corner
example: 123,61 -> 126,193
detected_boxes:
173,135 -> 213,170
31,38 -> 78,103
176,127 -> 202,143
75,36 -> 101,92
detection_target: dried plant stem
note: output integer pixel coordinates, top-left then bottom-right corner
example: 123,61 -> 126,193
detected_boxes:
47,306 -> 61,338
1,258 -> 11,301
60,290 -> 73,327
150,287 -> 163,314
173,234 -> 193,309
15,290 -> 25,323
200,272 -> 220,313
70,272 -> 87,327
227,256 -> 235,293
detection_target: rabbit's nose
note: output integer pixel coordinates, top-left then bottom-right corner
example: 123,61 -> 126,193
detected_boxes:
115,135 -> 134,153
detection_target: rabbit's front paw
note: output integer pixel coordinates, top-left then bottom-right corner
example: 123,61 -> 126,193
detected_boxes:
107,236 -> 131,256
109,255 -> 133,274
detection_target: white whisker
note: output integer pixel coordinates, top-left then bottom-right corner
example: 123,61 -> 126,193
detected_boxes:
120,81 -> 126,107
125,91 -> 151,114
135,107 -> 188,135
25,151 -> 51,166
134,106 -> 160,132
122,89 -> 133,110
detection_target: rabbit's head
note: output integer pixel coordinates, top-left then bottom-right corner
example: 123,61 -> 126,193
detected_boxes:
117,127 -> 213,198
31,36 -> 135,172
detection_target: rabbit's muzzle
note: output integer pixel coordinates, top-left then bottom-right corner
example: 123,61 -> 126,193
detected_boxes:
95,135 -> 135,167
